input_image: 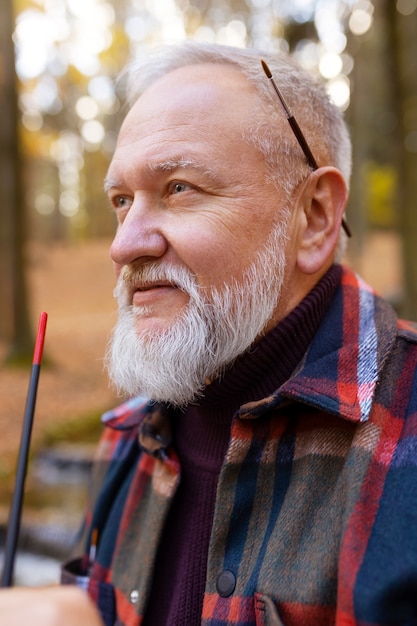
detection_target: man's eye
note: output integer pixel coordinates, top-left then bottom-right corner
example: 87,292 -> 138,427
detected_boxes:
113,195 -> 131,209
170,181 -> 190,194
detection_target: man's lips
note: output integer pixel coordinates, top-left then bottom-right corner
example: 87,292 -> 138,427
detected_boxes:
134,281 -> 176,293
131,282 -> 181,306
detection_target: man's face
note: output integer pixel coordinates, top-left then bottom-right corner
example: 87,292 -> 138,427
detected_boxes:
106,63 -> 300,337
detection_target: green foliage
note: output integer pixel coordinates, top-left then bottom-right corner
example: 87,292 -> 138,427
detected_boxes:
0,409 -> 104,505
41,409 -> 104,447
365,162 -> 398,229
3,351 -> 34,369
3,349 -> 53,369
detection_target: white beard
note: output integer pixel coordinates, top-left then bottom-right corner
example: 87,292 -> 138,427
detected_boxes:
105,217 -> 290,407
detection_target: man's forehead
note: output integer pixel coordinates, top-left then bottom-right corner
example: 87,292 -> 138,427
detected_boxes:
141,61 -> 250,95
114,64 -> 259,157
126,62 -> 257,125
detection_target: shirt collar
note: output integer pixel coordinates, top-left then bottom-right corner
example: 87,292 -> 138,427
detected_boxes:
238,269 -> 398,424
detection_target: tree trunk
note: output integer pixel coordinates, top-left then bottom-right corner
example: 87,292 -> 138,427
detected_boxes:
385,0 -> 417,319
0,0 -> 33,362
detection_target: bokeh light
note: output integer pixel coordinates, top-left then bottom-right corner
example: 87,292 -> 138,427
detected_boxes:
75,96 -> 99,121
396,0 -> 417,16
349,2 -> 374,36
327,75 -> 350,110
319,52 -> 343,79
34,193 -> 55,216
81,120 -> 106,145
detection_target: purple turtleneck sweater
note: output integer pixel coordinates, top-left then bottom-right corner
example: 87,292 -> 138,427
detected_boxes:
142,265 -> 342,626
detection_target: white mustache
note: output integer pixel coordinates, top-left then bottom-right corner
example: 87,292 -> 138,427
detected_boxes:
114,263 -> 199,303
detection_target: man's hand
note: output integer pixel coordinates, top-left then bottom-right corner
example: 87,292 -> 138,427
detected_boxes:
0,586 -> 104,625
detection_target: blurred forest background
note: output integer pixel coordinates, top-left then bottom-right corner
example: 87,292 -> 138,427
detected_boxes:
0,0 -> 417,580
1,0 -> 417,360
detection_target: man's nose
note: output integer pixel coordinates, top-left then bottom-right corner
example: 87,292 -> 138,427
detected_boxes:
109,199 -> 168,268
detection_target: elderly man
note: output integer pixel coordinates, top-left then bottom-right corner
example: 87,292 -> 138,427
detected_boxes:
2,42 -> 417,626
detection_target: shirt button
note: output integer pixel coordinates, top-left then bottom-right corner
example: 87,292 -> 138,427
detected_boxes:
130,589 -> 139,604
216,570 -> 236,597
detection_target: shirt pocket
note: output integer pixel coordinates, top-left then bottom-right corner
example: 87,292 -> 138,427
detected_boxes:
61,557 -> 116,626
254,593 -> 286,626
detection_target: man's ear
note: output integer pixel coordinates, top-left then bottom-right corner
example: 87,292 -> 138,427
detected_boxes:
296,166 -> 348,275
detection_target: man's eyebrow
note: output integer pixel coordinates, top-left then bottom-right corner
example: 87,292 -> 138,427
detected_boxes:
153,158 -> 225,188
150,158 -> 196,172
103,177 -> 121,194
149,158 -> 215,177
103,159 -> 218,194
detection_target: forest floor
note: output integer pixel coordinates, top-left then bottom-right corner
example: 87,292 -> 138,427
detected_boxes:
0,232 -> 404,503
0,239 -> 119,484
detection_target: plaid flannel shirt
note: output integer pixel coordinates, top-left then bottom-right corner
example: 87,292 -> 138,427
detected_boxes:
67,266 -> 417,626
